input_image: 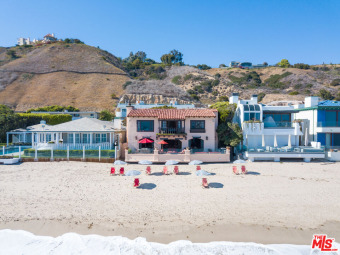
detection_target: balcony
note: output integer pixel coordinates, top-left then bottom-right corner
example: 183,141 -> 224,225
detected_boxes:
158,127 -> 186,135
264,121 -> 294,128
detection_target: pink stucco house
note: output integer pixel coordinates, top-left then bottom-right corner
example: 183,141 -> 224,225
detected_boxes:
125,107 -> 230,163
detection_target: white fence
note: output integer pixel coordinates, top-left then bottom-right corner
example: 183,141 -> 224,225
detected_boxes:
33,143 -> 112,150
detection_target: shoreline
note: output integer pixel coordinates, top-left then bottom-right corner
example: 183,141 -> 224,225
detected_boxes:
1,219 -> 339,245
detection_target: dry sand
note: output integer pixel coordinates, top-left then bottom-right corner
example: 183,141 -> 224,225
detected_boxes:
0,161 -> 339,245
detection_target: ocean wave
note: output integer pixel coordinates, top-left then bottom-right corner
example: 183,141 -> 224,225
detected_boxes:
0,229 -> 337,255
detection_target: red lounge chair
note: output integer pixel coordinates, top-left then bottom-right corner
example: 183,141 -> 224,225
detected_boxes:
241,165 -> 247,174
174,166 -> 179,175
110,167 -> 115,175
202,178 -> 209,188
120,167 -> 125,175
146,166 -> 151,175
163,166 -> 168,175
196,166 -> 201,171
134,178 -> 140,188
232,166 -> 239,175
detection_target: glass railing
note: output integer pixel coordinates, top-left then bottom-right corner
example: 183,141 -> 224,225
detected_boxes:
246,146 -> 325,153
264,121 -> 293,128
317,121 -> 340,127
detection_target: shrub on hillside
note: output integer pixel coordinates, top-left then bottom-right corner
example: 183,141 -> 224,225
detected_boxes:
293,63 -> 310,69
122,81 -> 132,89
27,105 -> 79,113
171,75 -> 182,85
264,72 -> 292,89
289,91 -> 299,95
18,113 -> 72,125
318,89 -> 334,100
330,79 -> 340,86
184,74 -> 193,81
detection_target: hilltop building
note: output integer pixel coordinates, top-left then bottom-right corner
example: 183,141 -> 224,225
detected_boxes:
17,37 -> 38,46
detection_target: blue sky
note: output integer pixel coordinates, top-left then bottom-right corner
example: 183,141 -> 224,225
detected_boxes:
1,0 -> 339,67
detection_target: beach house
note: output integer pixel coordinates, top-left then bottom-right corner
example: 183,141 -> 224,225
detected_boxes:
124,107 -> 230,162
294,97 -> 340,149
231,93 -> 325,162
7,118 -> 120,150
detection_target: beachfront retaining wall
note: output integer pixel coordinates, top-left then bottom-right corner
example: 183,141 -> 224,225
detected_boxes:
125,148 -> 230,163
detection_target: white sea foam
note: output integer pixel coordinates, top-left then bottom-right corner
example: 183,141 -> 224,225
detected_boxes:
1,229 -> 338,255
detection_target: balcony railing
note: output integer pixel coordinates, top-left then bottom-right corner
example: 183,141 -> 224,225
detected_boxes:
264,121 -> 293,128
190,128 -> 206,133
158,127 -> 186,134
317,121 -> 340,127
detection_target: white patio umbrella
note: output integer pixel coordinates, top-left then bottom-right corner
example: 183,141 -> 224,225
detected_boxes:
274,134 -> 278,148
233,159 -> 247,164
245,134 -> 248,149
288,134 -> 292,148
138,160 -> 153,165
125,170 -> 141,176
305,128 -> 309,146
188,160 -> 203,165
165,160 -> 179,165
114,160 -> 127,165
262,134 -> 265,147
195,170 -> 212,176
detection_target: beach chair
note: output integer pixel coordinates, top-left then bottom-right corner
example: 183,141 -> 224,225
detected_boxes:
174,166 -> 179,175
120,167 -> 125,175
202,178 -> 209,188
146,166 -> 151,175
134,178 -> 140,188
196,166 -> 201,171
163,166 -> 169,175
241,165 -> 247,174
232,166 -> 239,175
110,167 -> 115,175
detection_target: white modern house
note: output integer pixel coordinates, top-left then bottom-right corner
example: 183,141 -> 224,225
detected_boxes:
7,118 -> 119,150
231,93 -> 325,162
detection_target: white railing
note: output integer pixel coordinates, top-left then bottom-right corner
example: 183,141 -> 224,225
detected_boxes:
33,143 -> 112,150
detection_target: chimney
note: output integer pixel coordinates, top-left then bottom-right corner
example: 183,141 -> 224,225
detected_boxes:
126,105 -> 134,117
305,96 -> 319,108
229,93 -> 239,104
251,94 -> 258,104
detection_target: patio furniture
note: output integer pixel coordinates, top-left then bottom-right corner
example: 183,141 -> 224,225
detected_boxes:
174,166 -> 179,175
110,167 -> 115,175
241,165 -> 247,174
196,166 -> 201,171
233,166 -> 239,175
163,166 -> 169,175
146,166 -> 151,175
134,178 -> 140,188
202,178 -> 209,188
120,167 -> 125,175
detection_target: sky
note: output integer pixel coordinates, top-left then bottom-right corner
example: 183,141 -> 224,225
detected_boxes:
1,0 -> 339,67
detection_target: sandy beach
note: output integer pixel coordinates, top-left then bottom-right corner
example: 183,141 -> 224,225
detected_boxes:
0,161 -> 339,245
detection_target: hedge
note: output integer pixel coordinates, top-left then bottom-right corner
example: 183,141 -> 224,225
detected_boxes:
17,113 -> 72,125
24,149 -> 115,158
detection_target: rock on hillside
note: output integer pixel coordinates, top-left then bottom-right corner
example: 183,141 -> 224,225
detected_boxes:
0,43 -> 129,111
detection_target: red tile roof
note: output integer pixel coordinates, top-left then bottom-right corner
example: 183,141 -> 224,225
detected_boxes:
127,109 -> 217,120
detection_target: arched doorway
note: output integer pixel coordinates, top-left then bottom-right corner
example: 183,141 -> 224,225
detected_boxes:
189,138 -> 204,152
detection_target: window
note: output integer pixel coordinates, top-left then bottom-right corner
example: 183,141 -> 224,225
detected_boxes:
244,112 -> 250,121
95,134 -> 101,143
46,134 -> 51,142
82,134 -> 89,143
243,105 -> 249,111
101,133 -> 107,143
190,120 -> 205,133
68,133 -> 73,143
75,134 -> 80,143
137,120 -> 154,132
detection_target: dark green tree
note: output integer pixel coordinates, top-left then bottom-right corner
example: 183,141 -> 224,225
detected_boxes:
99,110 -> 115,121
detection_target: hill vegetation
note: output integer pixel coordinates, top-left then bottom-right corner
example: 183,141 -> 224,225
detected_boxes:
1,40 -> 340,113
